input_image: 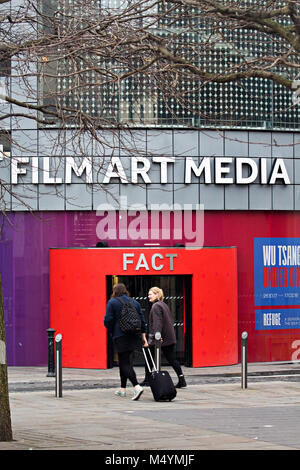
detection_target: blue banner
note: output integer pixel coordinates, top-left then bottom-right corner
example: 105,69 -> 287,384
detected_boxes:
254,237 -> 300,330
255,308 -> 300,330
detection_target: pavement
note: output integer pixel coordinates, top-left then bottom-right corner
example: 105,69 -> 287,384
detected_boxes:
2,361 -> 300,453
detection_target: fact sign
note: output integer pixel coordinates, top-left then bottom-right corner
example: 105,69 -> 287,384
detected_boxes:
254,238 -> 300,330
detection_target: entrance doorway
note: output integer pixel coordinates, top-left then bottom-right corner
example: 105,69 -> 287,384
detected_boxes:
106,275 -> 192,368
50,246 -> 238,368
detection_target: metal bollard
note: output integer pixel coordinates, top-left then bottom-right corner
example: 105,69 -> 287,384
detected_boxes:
155,332 -> 162,371
46,328 -> 56,377
241,331 -> 248,389
55,333 -> 63,397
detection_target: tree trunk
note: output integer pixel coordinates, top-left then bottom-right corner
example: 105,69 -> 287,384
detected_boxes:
0,275 -> 13,441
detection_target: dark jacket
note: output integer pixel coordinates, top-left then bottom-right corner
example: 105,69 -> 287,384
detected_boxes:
104,294 -> 146,339
148,300 -> 176,347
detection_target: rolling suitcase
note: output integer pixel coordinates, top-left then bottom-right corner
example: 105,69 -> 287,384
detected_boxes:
142,347 -> 177,402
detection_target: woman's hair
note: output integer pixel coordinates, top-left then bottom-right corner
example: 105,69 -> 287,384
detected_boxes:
149,286 -> 164,301
111,283 -> 129,298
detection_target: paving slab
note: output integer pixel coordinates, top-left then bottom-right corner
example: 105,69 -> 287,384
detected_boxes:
6,361 -> 300,391
1,380 -> 300,452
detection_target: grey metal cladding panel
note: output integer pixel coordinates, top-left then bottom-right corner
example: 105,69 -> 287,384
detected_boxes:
295,186 -> 300,210
0,103 -> 11,130
249,184 -> 272,210
147,184 -> 173,207
224,131 -> 248,157
294,133 -> 300,159
199,130 -> 224,156
93,156 -> 113,184
251,157 -> 273,176
65,184 -> 92,210
10,59 -> 38,130
122,155 -> 167,185
225,185 -> 249,210
93,184 -> 120,211
65,131 -> 93,156
276,158 -> 294,184
273,184 -> 294,210
173,184 -> 199,206
39,184 -> 65,211
0,185 -> 11,211
93,156 -> 129,184
6,128 -> 300,212
38,130 -> 65,156
174,156 -> 199,184
200,184 -> 224,210
119,156 -> 132,183
271,132 -> 294,158
215,155 -> 250,182
0,157 -> 10,182
147,130 -> 173,156
173,131 -> 199,156
220,156 -> 235,181
11,156 -> 64,185
120,183 -> 147,209
11,157 -> 36,184
249,132 -> 272,157
10,57 -> 37,101
93,130 -> 120,157
11,184 -> 38,211
11,130 -> 37,156
295,160 -> 300,184
64,156 -> 92,184
148,157 -> 173,184
10,106 -> 38,131
39,156 -> 64,184
119,130 -> 147,156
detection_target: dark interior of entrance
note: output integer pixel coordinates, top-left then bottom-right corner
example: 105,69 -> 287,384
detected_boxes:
106,275 -> 192,368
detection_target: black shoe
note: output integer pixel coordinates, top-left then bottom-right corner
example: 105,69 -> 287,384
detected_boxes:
175,376 -> 187,388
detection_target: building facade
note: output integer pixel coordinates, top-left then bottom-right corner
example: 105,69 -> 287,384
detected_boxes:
1,127 -> 300,367
1,0 -> 300,368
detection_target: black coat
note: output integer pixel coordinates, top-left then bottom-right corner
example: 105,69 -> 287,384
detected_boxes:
148,300 -> 176,347
104,294 -> 146,339
104,294 -> 146,353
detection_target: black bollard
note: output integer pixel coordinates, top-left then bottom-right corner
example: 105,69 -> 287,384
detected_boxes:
55,333 -> 63,398
46,328 -> 56,377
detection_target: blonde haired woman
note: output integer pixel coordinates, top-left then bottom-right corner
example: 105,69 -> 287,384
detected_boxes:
142,286 -> 186,389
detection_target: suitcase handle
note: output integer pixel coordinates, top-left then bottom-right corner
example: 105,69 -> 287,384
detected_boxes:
142,347 -> 157,373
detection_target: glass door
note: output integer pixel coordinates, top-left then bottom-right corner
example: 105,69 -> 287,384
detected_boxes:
106,275 -> 192,366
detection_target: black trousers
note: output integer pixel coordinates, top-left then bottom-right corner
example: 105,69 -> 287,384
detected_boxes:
144,344 -> 183,378
118,350 -> 138,388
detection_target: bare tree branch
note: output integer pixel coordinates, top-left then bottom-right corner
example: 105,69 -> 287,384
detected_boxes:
0,0 -> 300,212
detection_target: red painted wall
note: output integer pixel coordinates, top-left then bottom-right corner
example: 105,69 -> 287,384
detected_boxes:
49,211 -> 300,367
50,247 -> 238,368
203,211 -> 300,362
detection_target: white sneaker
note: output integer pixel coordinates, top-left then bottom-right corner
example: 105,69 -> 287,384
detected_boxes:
115,389 -> 126,397
132,385 -> 143,401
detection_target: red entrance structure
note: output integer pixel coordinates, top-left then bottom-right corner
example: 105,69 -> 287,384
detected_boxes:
50,247 -> 238,368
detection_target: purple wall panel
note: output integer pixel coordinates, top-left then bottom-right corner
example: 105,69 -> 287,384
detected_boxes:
1,213 -> 68,365
0,211 -> 183,366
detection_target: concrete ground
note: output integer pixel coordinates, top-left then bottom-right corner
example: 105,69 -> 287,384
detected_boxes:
1,362 -> 300,452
